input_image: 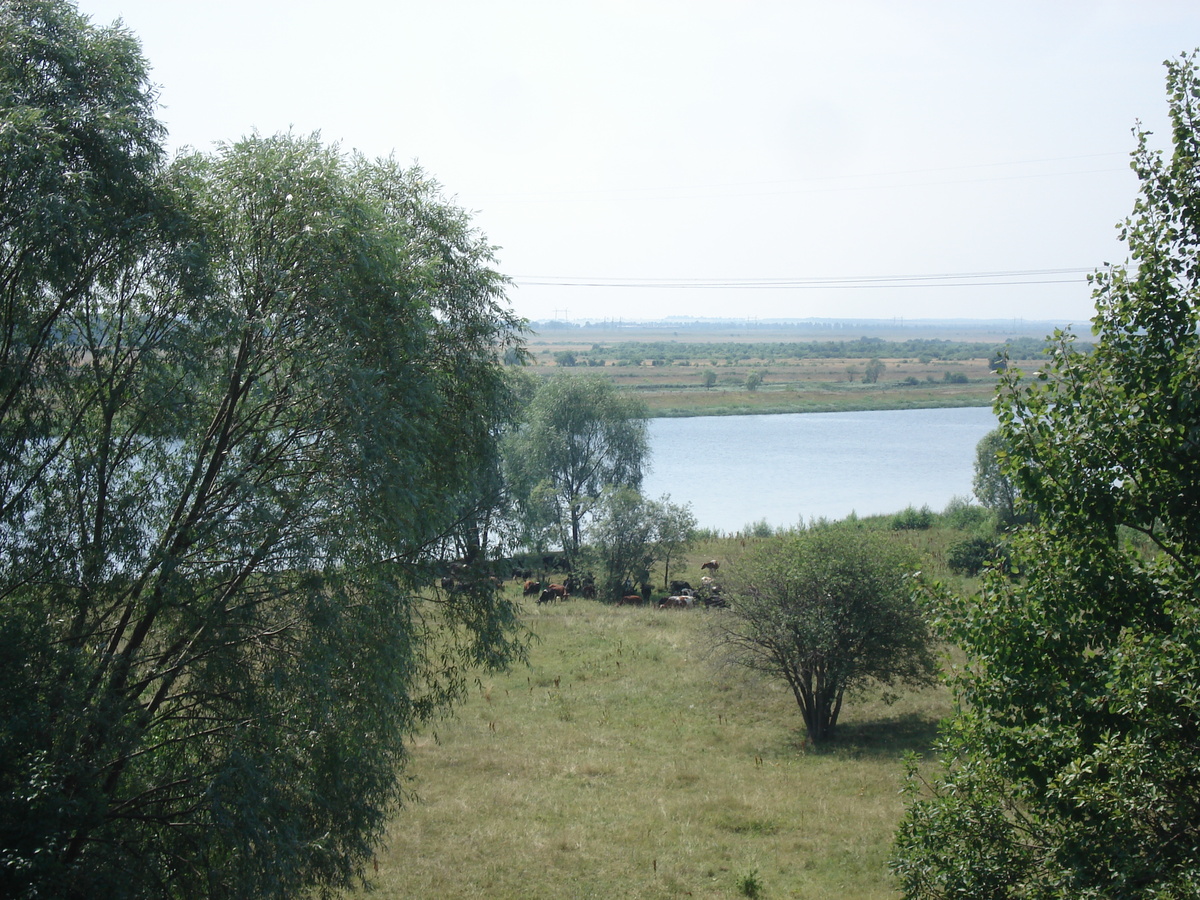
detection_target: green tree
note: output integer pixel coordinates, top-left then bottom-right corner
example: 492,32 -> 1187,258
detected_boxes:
972,428 -> 1025,528
503,373 -> 648,557
652,495 -> 698,590
864,357 -> 886,383
894,52 -> 1200,899
712,526 -> 935,743
0,9 -> 526,895
588,487 -> 657,598
703,369 -> 718,389
745,371 -> 762,391
589,491 -> 697,599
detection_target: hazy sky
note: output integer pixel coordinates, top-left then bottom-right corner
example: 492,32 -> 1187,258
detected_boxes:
75,1 -> 1200,325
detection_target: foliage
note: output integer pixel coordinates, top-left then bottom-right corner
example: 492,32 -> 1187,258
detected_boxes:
652,494 -> 698,590
744,371 -> 762,391
503,373 -> 648,556
712,526 -> 936,743
863,357 -> 886,383
587,491 -> 697,599
945,536 -> 1008,577
0,6 -> 526,897
587,488 -> 656,598
891,505 -> 935,530
736,867 -> 764,899
894,52 -> 1200,899
571,335 -> 1066,366
972,428 -> 1028,529
939,494 -> 994,532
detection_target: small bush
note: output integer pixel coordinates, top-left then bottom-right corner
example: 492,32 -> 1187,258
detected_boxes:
742,518 -> 776,538
941,495 -> 994,531
891,505 -> 934,530
736,868 -> 764,899
947,536 -> 1009,576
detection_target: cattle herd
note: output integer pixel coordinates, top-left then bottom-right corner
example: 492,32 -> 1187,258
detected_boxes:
511,559 -> 726,609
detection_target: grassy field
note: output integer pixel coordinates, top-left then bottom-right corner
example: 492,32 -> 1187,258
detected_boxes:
348,531 -> 967,899
518,324 -> 1039,415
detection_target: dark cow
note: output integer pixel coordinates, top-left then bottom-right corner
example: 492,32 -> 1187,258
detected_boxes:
669,580 -> 691,594
701,559 -> 719,573
522,579 -> 541,596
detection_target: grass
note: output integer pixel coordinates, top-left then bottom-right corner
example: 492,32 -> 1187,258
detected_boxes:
345,534 -> 960,899
523,353 -> 1000,417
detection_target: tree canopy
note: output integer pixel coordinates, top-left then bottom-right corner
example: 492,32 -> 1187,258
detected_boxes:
972,428 -> 1026,529
894,51 -> 1200,899
0,4 -> 526,897
712,526 -> 935,744
503,372 -> 649,557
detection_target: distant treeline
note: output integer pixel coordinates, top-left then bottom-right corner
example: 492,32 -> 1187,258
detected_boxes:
573,336 -> 1071,365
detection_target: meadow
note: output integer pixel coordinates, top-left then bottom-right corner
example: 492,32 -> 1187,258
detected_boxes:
519,323 -> 1064,416
347,529 -> 970,899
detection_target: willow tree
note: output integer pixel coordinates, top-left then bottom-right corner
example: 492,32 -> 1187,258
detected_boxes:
0,5 -> 526,897
894,52 -> 1200,899
503,373 -> 648,557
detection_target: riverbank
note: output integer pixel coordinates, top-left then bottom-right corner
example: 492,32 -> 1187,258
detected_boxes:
522,329 -> 1012,417
639,382 -> 995,417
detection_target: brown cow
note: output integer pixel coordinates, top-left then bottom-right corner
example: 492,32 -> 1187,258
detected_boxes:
547,583 -> 569,599
522,579 -> 541,596
617,594 -> 643,606
700,559 -> 719,573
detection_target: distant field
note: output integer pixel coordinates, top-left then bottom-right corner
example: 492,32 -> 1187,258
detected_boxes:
517,323 -> 1066,415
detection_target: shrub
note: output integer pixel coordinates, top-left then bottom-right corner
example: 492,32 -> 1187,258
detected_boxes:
946,535 -> 1009,577
891,505 -> 934,530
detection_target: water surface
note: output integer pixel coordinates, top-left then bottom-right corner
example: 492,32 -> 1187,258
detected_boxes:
642,407 -> 996,532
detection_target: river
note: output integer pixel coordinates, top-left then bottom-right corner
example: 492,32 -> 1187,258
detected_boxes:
641,406 -> 997,533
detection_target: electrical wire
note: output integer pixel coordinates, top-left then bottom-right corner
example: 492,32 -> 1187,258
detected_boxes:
513,267 -> 1097,290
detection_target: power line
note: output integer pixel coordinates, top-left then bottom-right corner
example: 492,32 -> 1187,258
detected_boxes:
513,267 -> 1097,290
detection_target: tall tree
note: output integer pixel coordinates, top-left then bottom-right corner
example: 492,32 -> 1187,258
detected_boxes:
894,52 -> 1200,899
972,428 -> 1025,528
712,526 -> 935,744
0,7 -> 526,896
651,495 -> 698,591
503,373 -> 648,556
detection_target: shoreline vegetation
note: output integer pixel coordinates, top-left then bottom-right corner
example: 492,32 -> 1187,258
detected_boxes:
520,322 -> 1073,417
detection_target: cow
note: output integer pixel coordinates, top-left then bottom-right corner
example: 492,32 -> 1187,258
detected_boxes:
547,583 -> 569,600
701,559 -> 719,573
523,579 -> 541,596
617,594 -> 643,606
659,595 -> 693,609
669,580 -> 691,594
581,583 -> 597,599
537,588 -> 556,604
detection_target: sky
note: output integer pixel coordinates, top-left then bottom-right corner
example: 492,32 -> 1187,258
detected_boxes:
74,0 -> 1200,326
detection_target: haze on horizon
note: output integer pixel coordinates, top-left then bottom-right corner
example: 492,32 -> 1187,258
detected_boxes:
76,0 -> 1200,327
